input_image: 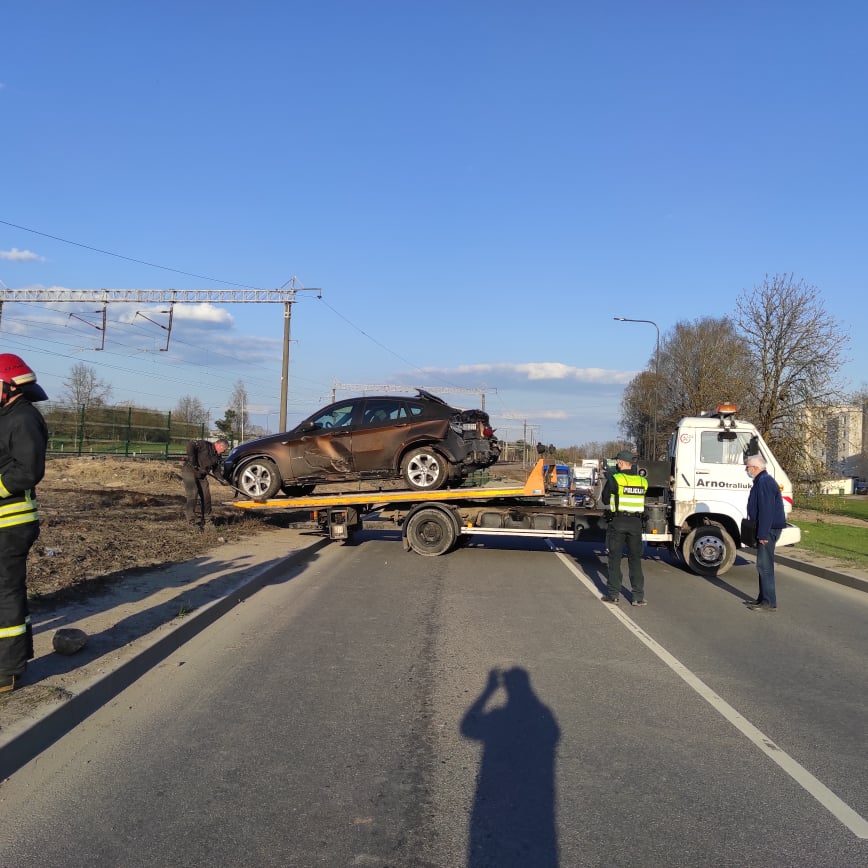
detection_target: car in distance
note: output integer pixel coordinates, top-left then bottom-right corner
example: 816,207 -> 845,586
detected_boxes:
222,389 -> 500,498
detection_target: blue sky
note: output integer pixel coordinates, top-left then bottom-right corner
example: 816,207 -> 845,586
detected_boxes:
2,1 -> 866,444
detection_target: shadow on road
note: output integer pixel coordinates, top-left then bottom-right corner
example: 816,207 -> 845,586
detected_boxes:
460,667 -> 560,867
26,544 -> 325,684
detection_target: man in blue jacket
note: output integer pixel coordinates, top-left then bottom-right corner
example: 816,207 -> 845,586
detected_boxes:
745,454 -> 787,612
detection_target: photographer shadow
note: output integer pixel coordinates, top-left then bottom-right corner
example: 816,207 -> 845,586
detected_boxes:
460,667 -> 560,867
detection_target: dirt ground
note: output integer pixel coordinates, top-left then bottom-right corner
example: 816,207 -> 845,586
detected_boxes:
29,457 -> 291,602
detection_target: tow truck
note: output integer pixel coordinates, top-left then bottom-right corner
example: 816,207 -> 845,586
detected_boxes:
232,404 -> 801,577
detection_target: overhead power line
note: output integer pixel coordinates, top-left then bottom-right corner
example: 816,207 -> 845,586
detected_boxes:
0,218 -> 262,289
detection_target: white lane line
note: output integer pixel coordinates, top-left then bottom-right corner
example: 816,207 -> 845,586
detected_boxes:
554,549 -> 868,839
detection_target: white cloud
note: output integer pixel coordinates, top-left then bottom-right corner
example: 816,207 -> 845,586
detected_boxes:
172,303 -> 234,324
115,302 -> 234,327
0,247 -> 45,262
420,361 -> 635,385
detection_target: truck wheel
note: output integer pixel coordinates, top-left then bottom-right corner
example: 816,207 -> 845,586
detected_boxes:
237,458 -> 282,499
681,523 -> 736,577
401,448 -> 448,490
405,508 -> 457,556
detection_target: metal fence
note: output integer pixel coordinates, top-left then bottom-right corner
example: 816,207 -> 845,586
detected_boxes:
41,403 -> 207,458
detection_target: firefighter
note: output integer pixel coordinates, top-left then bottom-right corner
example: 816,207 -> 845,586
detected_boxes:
181,437 -> 229,528
601,449 -> 649,606
0,354 -> 49,693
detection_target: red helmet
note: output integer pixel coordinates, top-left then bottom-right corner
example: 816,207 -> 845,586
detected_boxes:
0,354 -> 48,402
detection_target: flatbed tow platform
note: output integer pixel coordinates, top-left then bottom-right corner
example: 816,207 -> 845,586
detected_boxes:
231,460 -> 612,556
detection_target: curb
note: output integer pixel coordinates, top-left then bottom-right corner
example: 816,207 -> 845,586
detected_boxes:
0,537 -> 330,781
775,553 -> 868,594
741,547 -> 868,594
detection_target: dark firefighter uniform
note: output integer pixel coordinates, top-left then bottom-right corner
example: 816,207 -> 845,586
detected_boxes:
181,439 -> 227,526
602,451 -> 648,605
0,358 -> 49,691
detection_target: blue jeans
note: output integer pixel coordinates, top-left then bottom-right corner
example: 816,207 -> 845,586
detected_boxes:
756,528 -> 781,607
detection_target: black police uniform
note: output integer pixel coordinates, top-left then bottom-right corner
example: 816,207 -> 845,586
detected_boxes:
602,468 -> 647,603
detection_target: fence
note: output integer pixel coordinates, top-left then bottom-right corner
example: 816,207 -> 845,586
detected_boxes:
41,403 -> 207,458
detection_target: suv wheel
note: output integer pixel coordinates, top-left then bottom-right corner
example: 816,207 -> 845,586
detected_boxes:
237,458 -> 282,499
401,448 -> 449,491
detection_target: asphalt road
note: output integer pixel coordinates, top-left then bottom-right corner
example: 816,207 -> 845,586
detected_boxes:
1,532 -> 866,867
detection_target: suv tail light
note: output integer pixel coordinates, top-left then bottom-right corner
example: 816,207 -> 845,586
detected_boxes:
483,426 -> 494,438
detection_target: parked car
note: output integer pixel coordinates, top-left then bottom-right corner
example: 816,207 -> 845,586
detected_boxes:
222,389 -> 500,498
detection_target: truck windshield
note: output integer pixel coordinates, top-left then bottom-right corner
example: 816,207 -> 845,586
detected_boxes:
699,431 -> 755,465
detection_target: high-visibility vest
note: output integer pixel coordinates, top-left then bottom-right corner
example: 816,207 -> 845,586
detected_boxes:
609,473 -> 648,513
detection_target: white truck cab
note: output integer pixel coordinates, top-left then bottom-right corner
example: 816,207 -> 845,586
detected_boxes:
663,404 -> 801,575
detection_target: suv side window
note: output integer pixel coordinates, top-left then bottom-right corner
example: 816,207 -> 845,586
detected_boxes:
361,399 -> 407,426
406,402 -> 426,417
310,402 -> 357,430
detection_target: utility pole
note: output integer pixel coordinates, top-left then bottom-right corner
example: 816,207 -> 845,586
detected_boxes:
279,300 -> 292,432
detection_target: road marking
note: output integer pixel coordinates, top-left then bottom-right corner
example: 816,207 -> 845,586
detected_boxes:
554,549 -> 868,839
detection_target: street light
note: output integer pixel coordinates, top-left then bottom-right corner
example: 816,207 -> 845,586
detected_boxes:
614,316 -> 661,459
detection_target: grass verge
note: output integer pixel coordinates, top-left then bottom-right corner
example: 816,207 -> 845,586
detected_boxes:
798,496 -> 868,521
791,520 -> 868,569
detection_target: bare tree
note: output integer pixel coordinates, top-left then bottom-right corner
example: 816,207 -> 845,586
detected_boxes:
619,370 -> 657,459
735,274 -> 848,473
174,395 -> 209,425
560,440 -> 635,462
62,362 -> 113,409
621,316 -> 754,456
227,380 -> 249,441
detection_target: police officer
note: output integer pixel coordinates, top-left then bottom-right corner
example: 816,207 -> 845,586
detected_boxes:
181,437 -> 229,528
0,354 -> 49,693
601,449 -> 648,606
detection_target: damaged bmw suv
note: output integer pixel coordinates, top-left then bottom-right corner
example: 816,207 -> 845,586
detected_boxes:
222,389 -> 500,498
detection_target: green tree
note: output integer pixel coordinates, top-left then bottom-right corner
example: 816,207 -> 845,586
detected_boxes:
215,409 -> 239,443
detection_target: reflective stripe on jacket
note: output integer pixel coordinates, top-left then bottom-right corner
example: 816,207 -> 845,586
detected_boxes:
0,615 -> 30,639
608,472 -> 648,513
0,397 -> 47,529
0,488 -> 38,527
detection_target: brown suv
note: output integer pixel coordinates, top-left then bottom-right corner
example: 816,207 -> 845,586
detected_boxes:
222,389 -> 500,498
